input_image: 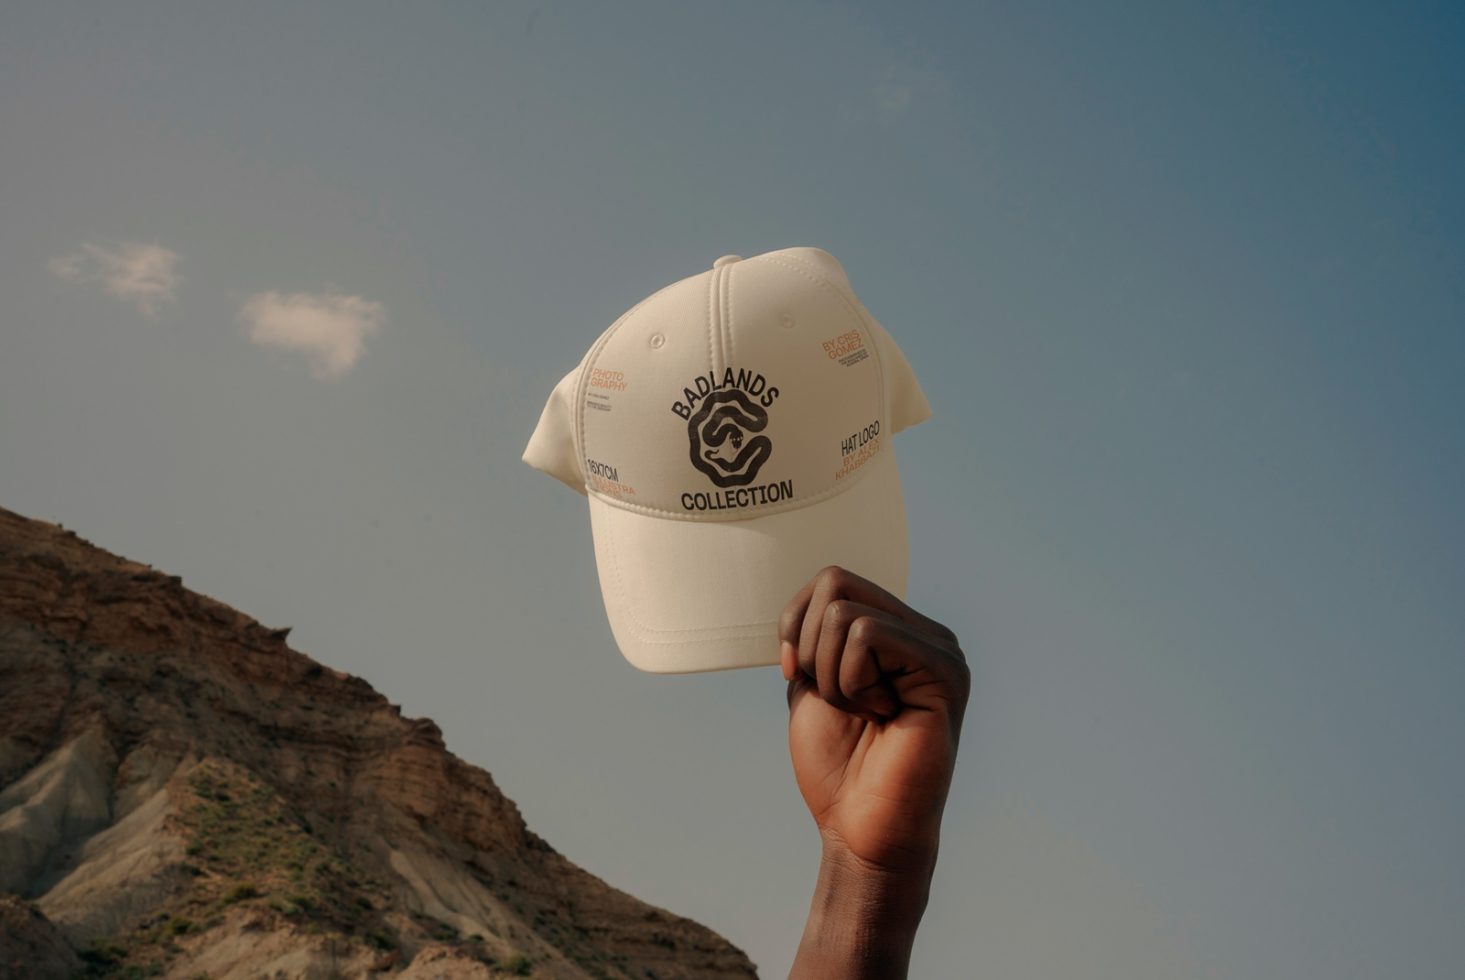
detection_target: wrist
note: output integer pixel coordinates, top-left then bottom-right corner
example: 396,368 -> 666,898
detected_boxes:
790,839 -> 934,979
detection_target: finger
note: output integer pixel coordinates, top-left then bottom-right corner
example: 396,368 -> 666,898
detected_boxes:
792,566 -> 949,684
815,564 -> 955,643
841,611 -> 970,723
777,577 -> 817,650
837,613 -> 904,721
785,668 -> 821,717
817,601 -> 968,721
813,599 -> 898,720
795,568 -> 851,681
786,565 -> 959,661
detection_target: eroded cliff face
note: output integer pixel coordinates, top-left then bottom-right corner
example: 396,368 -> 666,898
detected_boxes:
0,506 -> 759,979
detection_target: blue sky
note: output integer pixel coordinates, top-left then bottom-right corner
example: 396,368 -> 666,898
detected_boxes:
2,2 -> 1462,976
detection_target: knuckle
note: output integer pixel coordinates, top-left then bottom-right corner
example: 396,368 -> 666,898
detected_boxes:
822,599 -> 856,629
847,615 -> 877,645
815,564 -> 850,590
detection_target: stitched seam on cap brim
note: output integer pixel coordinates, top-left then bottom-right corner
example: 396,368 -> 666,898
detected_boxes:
588,252 -> 892,522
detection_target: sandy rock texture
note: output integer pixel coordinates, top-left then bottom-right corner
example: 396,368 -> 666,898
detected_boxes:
0,505 -> 760,979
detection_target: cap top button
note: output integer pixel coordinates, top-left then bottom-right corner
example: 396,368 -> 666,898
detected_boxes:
712,254 -> 742,268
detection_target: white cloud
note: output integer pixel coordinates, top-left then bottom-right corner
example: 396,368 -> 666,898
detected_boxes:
49,240 -> 183,315
239,290 -> 385,380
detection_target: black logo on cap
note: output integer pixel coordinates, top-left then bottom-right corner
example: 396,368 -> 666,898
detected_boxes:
688,389 -> 773,487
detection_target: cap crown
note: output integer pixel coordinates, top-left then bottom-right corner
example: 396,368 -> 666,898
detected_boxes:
525,247 -> 930,521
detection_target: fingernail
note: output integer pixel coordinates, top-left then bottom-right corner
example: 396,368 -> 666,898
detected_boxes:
780,641 -> 795,680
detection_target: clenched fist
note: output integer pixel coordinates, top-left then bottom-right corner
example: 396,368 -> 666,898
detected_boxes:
779,565 -> 970,978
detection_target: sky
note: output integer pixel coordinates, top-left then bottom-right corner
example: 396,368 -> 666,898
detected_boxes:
2,1 -> 1463,977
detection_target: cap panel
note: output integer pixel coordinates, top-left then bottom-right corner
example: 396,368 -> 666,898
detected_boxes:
764,247 -> 932,435
579,256 -> 890,522
724,255 -> 888,493
522,273 -> 695,497
577,271 -> 715,506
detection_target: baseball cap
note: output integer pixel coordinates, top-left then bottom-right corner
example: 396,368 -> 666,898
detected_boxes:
523,246 -> 932,673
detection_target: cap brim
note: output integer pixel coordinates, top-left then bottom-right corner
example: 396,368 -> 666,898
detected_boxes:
587,448 -> 911,673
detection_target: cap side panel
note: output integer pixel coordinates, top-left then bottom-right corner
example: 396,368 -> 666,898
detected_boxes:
573,277 -> 701,495
758,249 -> 893,441
759,252 -> 932,435
526,270 -> 707,494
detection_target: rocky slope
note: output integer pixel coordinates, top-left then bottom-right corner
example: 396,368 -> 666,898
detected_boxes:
0,505 -> 759,979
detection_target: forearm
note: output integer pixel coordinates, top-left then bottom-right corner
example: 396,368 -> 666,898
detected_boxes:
789,842 -> 934,979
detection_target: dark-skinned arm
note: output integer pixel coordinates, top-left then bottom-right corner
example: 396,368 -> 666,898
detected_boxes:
778,566 -> 970,979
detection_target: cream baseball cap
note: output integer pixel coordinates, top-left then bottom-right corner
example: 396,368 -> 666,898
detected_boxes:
523,246 -> 932,673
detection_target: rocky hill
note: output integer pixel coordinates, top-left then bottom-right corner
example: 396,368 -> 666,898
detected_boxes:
0,505 -> 760,979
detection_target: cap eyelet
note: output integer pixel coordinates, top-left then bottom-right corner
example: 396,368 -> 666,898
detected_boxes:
648,332 -> 666,349
780,313 -> 797,329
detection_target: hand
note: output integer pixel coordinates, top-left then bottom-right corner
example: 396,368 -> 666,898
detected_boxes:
779,565 -> 969,876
